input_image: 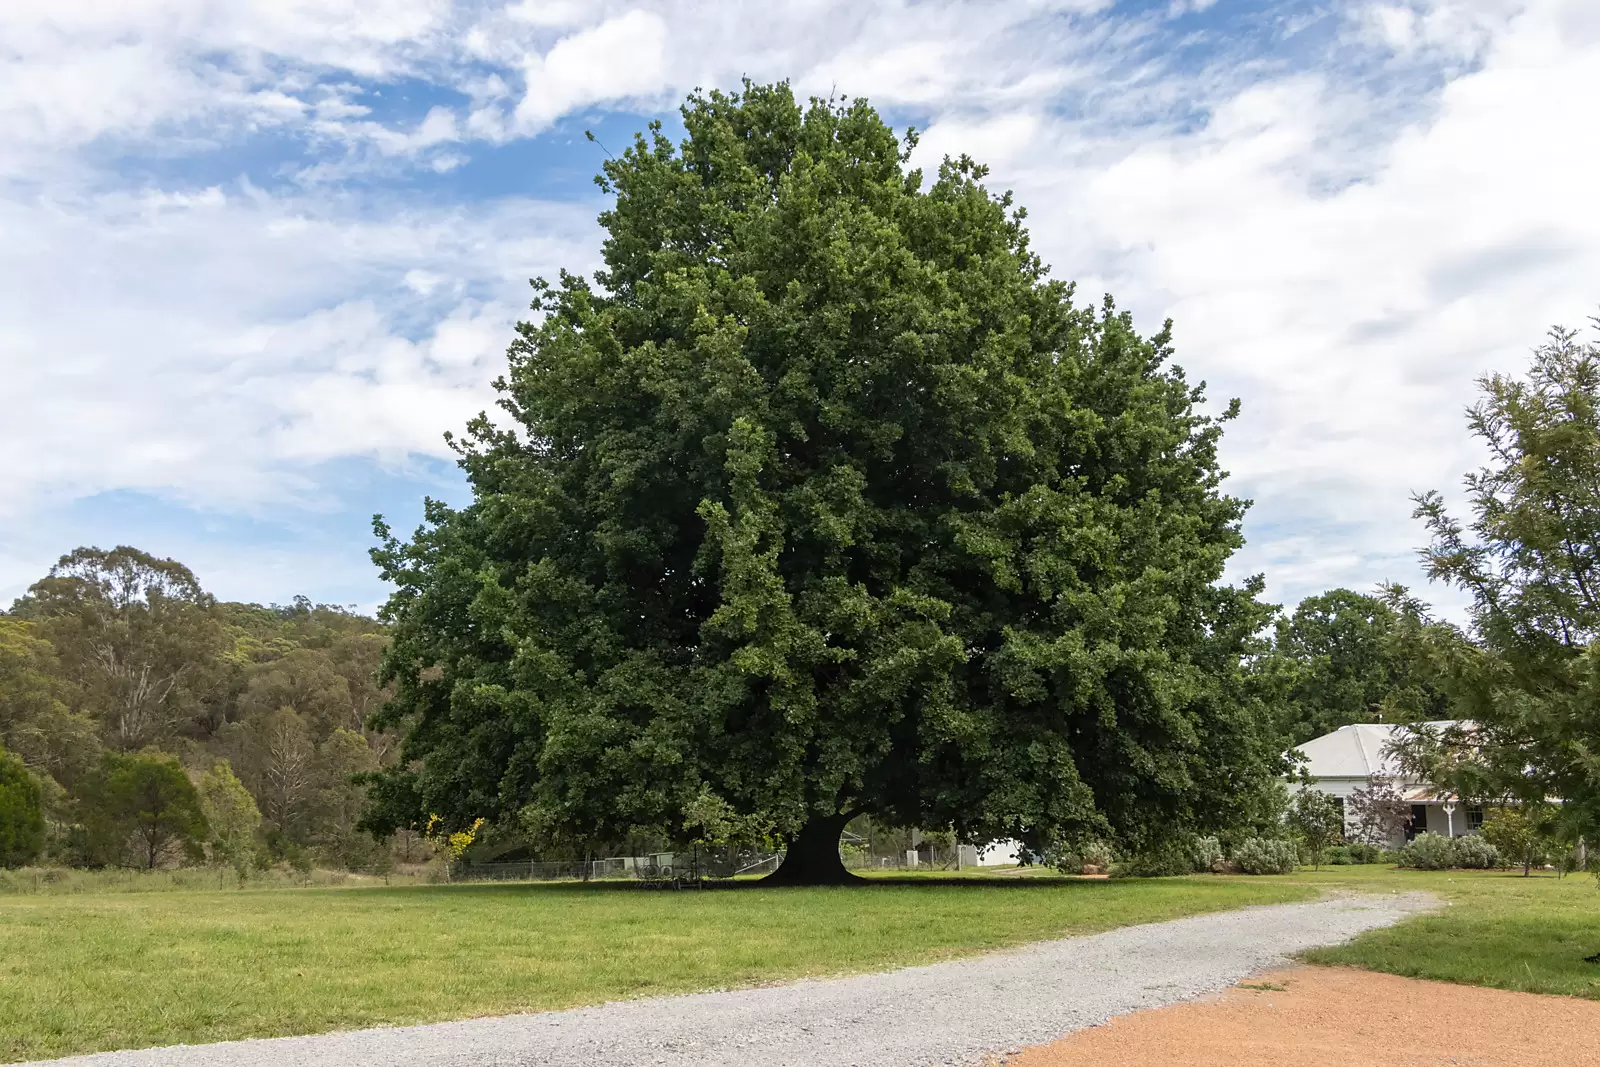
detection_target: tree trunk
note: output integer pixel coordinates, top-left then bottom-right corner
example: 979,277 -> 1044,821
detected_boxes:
762,813 -> 860,886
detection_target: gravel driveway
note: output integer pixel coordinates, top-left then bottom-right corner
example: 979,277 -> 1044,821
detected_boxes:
38,892 -> 1433,1067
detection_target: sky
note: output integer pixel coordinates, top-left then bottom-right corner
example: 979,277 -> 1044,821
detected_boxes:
2,0 -> 1597,617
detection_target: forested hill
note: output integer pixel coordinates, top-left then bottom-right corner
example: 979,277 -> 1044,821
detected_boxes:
1,546 -> 394,868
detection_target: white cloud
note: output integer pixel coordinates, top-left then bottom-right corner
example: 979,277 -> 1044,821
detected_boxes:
956,0 -> 1600,609
0,183 -> 597,518
512,10 -> 671,133
5,0 -> 1600,616
0,0 -> 457,170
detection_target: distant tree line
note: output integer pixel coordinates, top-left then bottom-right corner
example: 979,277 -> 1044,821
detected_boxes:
0,546 -> 394,870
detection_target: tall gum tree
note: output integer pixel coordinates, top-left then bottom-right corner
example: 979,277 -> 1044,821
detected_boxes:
364,83 -> 1283,884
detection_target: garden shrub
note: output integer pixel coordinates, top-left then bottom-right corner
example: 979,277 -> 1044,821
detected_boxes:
1052,839 -> 1114,875
1398,832 -> 1458,870
1234,837 -> 1297,875
1345,842 -> 1386,864
1190,835 -> 1223,873
1452,835 -> 1500,869
1325,845 -> 1353,865
1113,840 -> 1194,878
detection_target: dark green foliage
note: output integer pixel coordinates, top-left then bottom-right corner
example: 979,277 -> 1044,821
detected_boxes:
364,83 -> 1284,879
1267,588 -> 1447,745
1287,787 -> 1344,869
1395,319 -> 1600,843
0,745 -> 46,867
76,751 -> 208,869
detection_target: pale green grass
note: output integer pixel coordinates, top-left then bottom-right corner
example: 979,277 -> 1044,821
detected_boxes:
1271,865 -> 1600,1000
0,875 -> 1310,1062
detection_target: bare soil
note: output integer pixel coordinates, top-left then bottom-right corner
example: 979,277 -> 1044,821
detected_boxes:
1006,964 -> 1600,1067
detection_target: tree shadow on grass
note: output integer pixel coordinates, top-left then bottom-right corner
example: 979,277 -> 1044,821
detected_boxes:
365,873 -> 1121,898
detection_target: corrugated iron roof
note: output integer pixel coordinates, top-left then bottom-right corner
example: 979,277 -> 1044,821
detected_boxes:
1292,721 -> 1462,781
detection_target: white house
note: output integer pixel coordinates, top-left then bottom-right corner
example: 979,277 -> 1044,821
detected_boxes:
1290,722 -> 1483,847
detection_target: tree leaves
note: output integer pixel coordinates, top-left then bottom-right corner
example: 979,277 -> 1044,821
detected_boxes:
367,82 -> 1282,860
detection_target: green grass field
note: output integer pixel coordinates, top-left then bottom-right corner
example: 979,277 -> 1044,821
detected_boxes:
0,874 -> 1310,1062
4,864 -> 1594,1063
1287,865 -> 1600,999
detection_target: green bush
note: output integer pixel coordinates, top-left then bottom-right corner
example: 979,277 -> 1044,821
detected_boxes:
1398,832 -> 1458,870
1114,841 -> 1194,878
1452,835 -> 1500,869
76,751 -> 208,869
0,748 -> 46,868
1052,839 -> 1114,874
1190,835 -> 1223,873
1324,844 -> 1353,865
1345,842 -> 1386,864
1479,808 -> 1548,875
1234,837 -> 1297,875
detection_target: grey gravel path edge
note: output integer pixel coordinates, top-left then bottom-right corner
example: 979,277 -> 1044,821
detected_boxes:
35,891 -> 1436,1067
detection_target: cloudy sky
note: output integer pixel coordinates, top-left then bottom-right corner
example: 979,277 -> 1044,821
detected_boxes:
2,0 -> 1596,616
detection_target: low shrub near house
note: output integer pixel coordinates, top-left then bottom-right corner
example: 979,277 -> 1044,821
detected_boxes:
1324,843 -> 1389,865
1398,832 -> 1459,870
1234,837 -> 1297,875
1452,835 -> 1500,869
1113,841 -> 1194,878
1346,842 -> 1387,864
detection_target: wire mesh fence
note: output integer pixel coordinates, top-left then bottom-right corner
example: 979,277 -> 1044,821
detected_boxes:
446,848 -> 788,888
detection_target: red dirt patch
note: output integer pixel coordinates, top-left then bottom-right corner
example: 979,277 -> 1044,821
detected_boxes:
1006,964 -> 1600,1066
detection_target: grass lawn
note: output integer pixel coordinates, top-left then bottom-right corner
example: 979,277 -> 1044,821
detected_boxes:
1278,865 -> 1600,1000
0,874 -> 1310,1062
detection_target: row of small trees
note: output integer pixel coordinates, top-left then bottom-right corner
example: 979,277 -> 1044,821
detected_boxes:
0,744 -> 255,873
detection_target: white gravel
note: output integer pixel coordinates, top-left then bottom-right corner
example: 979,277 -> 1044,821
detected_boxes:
36,892 -> 1434,1067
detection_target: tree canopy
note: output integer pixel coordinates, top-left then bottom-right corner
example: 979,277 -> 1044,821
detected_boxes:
1393,318 -> 1600,842
77,750 -> 208,869
1267,587 -> 1448,746
365,82 -> 1285,882
2,549 -> 394,870
0,745 -> 45,868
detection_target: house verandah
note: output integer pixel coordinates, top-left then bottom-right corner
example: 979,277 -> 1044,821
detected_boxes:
1289,721 -> 1485,849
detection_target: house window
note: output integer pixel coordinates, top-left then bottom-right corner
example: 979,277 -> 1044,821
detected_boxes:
1407,804 -> 1429,840
1467,806 -> 1485,832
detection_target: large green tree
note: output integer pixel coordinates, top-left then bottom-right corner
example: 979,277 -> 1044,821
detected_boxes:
1396,318 -> 1600,840
1269,587 -> 1448,745
77,751 -> 208,869
364,83 -> 1283,883
0,619 -> 99,785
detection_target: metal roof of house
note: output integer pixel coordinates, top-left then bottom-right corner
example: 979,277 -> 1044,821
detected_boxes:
1292,721 -> 1462,781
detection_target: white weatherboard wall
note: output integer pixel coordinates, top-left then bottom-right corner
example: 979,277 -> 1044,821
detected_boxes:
1289,722 -> 1480,846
